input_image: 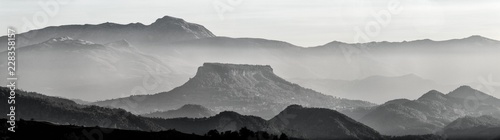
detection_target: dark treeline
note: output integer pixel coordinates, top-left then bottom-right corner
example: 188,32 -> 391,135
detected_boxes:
0,118 -> 294,140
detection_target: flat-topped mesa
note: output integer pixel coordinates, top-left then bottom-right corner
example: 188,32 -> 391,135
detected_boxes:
187,63 -> 280,87
200,62 -> 273,73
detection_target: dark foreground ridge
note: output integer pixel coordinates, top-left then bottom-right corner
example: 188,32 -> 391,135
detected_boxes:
0,118 -> 450,140
0,119 -> 295,140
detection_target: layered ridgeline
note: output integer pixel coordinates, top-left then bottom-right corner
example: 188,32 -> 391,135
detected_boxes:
95,63 -> 374,119
1,15 -> 500,104
359,86 -> 500,136
0,15 -> 214,51
142,104 -> 216,119
441,115 -> 500,139
0,87 -> 383,140
0,37 -> 183,101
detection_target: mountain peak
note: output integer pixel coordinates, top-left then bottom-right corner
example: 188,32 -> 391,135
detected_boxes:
418,90 -> 446,101
151,15 -> 186,25
323,40 -> 348,46
447,85 -> 478,98
456,85 -> 474,90
464,35 -> 490,40
446,85 -> 498,101
148,15 -> 215,39
451,35 -> 499,43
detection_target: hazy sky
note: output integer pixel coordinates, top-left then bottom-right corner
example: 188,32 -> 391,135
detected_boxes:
1,0 -> 499,46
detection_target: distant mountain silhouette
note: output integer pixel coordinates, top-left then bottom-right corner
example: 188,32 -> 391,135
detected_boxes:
142,104 -> 216,119
0,15 -> 215,51
360,86 -> 500,136
269,105 -> 384,140
441,115 -> 500,139
94,63 -> 375,119
314,35 -> 500,51
290,74 -> 456,104
0,37 -> 180,101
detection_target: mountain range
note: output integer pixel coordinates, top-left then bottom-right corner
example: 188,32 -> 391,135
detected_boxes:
0,15 -> 214,52
359,86 -> 500,136
1,14 -> 500,139
1,15 -> 500,102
